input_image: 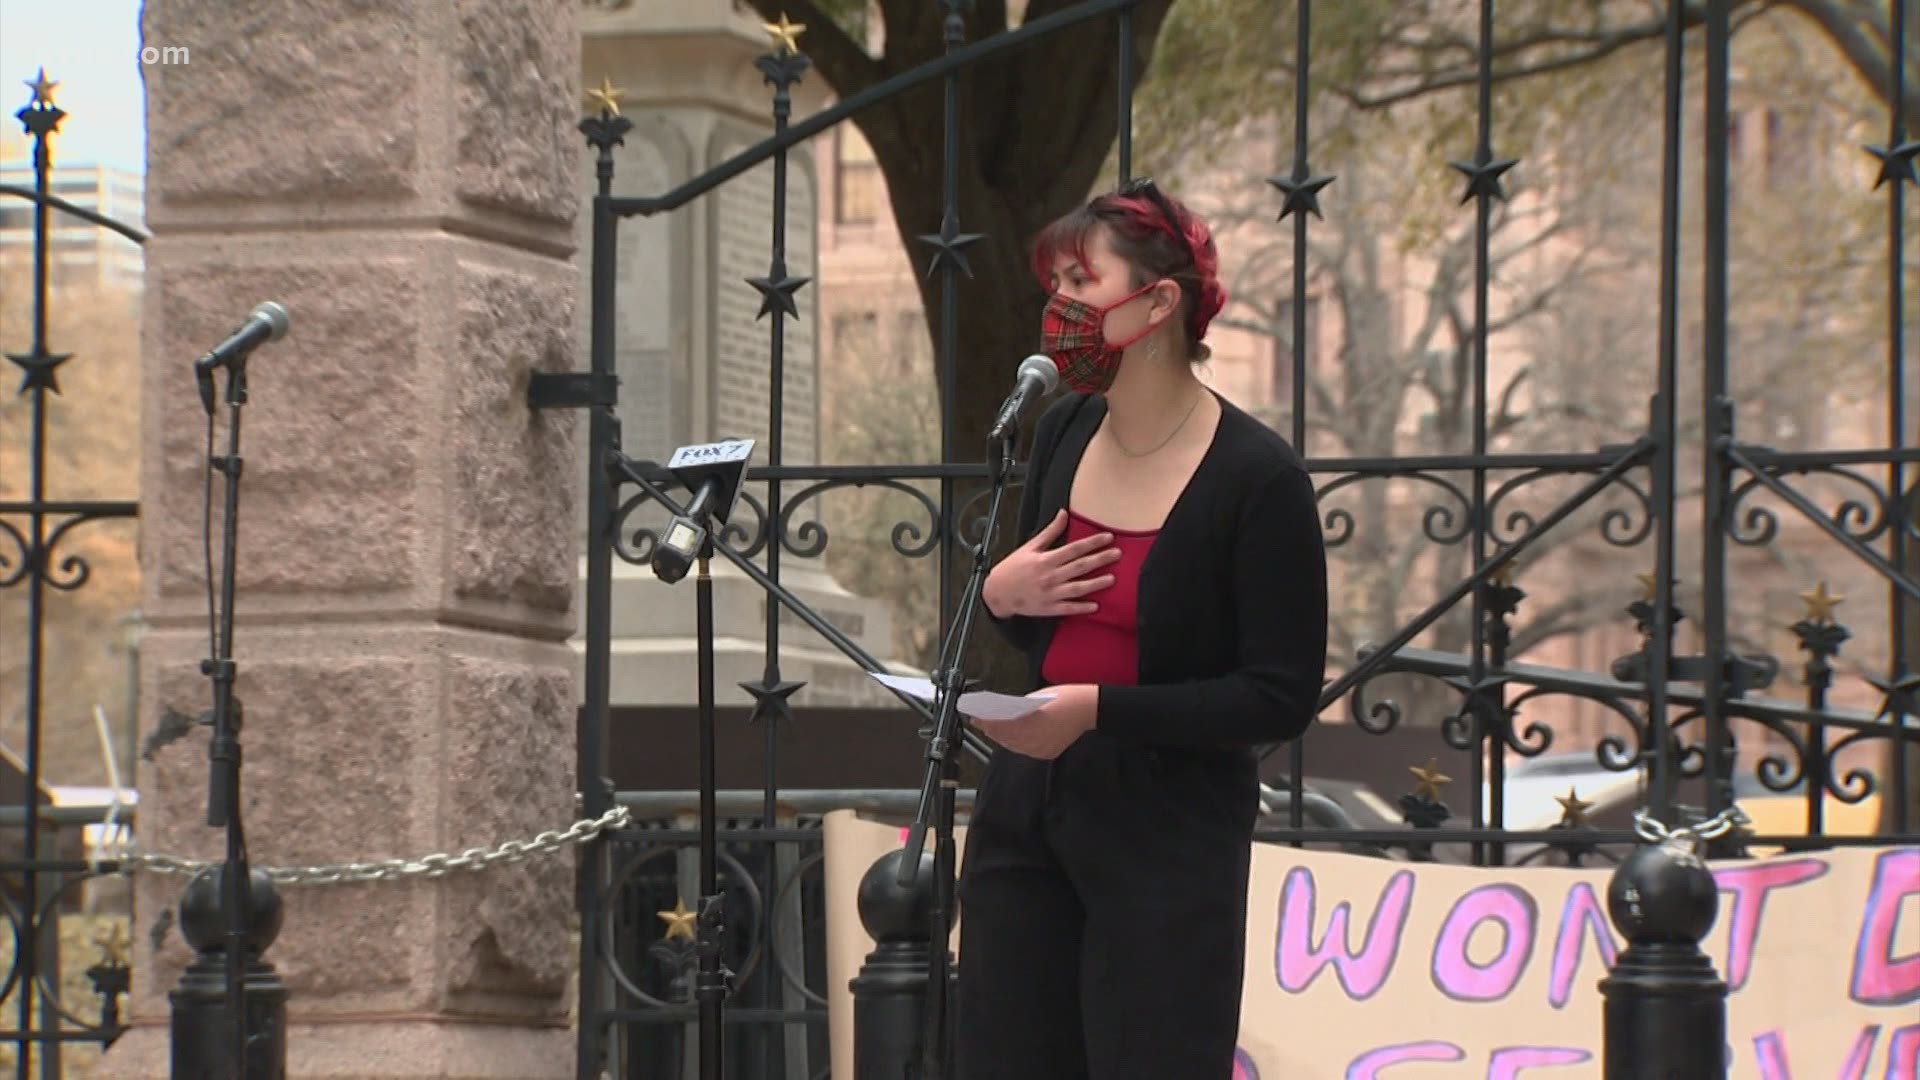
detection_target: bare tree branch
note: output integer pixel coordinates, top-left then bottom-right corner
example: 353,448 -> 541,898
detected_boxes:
1510,588 -> 1633,654
1779,0 -> 1920,127
1324,0 -> 1920,125
1490,366 -> 1531,439
1333,8 -> 1694,112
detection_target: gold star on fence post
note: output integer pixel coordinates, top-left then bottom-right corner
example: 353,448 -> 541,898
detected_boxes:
1555,788 -> 1594,828
92,921 -> 131,967
764,13 -> 807,55
1800,581 -> 1844,625
26,67 -> 58,106
1409,759 -> 1452,802
583,75 -> 625,117
657,897 -> 697,942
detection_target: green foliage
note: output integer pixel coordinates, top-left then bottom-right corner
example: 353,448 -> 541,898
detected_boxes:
1138,0 -> 1898,190
810,0 -> 870,40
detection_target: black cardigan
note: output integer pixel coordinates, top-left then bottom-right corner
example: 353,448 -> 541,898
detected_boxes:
987,391 -> 1328,749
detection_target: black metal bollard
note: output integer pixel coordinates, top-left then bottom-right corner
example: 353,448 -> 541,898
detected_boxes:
1598,838 -> 1727,1080
850,846 -> 945,1080
170,865 -> 288,1079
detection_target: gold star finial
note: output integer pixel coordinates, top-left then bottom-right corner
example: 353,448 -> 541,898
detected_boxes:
92,921 -> 131,967
1409,758 -> 1452,802
1800,581 -> 1844,625
583,75 -> 626,117
1635,572 -> 1659,603
657,897 -> 697,942
1489,560 -> 1516,587
764,13 -> 807,55
26,67 -> 58,107
1555,787 -> 1594,828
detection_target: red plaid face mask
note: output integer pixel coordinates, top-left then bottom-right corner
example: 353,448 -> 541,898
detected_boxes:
1040,282 -> 1162,394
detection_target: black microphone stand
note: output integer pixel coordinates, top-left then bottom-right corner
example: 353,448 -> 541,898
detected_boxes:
901,431 -> 1019,1080
691,526 -> 725,1080
607,447 -> 1004,1080
200,350 -> 254,1080
623,455 -> 731,1080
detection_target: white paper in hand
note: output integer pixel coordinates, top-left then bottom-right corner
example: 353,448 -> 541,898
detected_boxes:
955,689 -> 1053,722
869,672 -> 1052,722
871,673 -> 938,700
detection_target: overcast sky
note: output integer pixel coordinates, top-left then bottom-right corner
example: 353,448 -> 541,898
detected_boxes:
1,0 -> 148,171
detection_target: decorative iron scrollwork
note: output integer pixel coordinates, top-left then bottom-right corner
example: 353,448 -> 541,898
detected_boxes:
776,477 -> 944,560
1727,464 -> 1897,547
1314,470 -> 1474,549
1823,727 -> 1891,804
1486,468 -> 1655,549
0,509 -> 128,591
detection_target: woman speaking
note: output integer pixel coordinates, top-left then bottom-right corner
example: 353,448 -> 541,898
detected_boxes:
958,179 -> 1329,1079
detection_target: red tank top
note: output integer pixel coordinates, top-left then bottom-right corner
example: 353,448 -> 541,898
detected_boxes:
1039,508 -> 1159,687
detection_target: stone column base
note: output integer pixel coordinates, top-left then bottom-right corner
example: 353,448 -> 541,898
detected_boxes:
95,1019 -> 573,1079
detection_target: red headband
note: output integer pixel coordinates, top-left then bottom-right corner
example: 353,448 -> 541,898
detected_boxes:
1115,194 -> 1228,343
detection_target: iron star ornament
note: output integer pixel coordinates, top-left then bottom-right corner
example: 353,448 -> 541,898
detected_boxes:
583,76 -> 626,117
657,897 -> 698,942
1556,788 -> 1595,828
1799,581 -> 1843,626
26,67 -> 58,106
1409,759 -> 1452,802
764,13 -> 806,56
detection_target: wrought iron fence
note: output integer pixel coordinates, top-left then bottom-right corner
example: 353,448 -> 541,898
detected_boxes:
559,0 -> 1917,1076
0,75 -> 143,1077
599,791 -> 850,1080
1,4 -> 1909,1078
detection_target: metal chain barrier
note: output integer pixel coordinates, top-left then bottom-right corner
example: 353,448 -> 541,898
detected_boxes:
1631,805 -> 1751,856
104,804 -> 632,886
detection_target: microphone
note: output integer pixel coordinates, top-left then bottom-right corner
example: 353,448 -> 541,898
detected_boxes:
196,301 -> 290,415
653,479 -> 723,584
650,438 -> 756,584
987,354 -> 1060,447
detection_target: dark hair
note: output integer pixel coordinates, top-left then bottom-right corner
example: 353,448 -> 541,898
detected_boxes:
1030,177 -> 1228,360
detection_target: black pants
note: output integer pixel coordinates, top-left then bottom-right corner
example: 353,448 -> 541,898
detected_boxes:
954,731 -> 1261,1080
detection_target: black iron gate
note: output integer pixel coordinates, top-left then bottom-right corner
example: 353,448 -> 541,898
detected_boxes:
0,76 -> 141,1077
557,2 -> 1919,1077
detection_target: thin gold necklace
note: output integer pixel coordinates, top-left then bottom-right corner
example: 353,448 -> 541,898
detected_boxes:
1110,390 -> 1202,458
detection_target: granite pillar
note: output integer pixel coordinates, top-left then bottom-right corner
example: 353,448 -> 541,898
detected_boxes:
101,2 -> 583,1076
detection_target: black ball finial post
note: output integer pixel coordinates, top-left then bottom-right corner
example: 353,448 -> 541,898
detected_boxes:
170,866 -> 289,1079
1598,836 -> 1727,1079
849,846 -> 947,1080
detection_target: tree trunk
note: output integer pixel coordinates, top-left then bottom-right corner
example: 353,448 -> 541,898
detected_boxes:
877,162 -> 1091,689
727,0 -> 1178,684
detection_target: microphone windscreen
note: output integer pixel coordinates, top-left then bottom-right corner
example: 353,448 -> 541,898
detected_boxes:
252,301 -> 291,341
1019,353 -> 1060,392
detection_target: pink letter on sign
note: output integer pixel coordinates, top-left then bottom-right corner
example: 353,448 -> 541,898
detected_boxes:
1276,867 -> 1414,1001
1750,1029 -> 1790,1080
1885,1023 -> 1919,1080
1851,847 -> 1920,1007
1431,884 -> 1537,1002
1712,858 -> 1828,991
1752,1025 -> 1878,1080
1487,1047 -> 1591,1079
1346,1042 -> 1465,1080
1547,882 -> 1619,1009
